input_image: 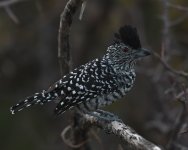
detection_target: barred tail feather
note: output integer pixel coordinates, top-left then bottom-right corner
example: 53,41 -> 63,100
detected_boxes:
10,90 -> 53,114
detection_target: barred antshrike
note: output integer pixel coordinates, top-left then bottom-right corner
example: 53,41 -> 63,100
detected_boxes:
10,25 -> 150,115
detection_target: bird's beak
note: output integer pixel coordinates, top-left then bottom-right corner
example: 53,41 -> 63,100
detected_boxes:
134,48 -> 151,59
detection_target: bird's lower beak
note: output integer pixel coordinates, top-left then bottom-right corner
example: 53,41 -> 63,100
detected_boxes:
134,48 -> 151,58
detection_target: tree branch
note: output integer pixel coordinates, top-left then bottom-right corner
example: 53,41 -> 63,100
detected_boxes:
80,112 -> 162,150
58,0 -> 83,75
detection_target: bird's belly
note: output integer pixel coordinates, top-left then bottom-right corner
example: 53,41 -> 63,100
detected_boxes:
76,86 -> 131,113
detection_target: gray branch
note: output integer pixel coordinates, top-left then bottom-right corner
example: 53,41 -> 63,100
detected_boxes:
79,111 -> 162,150
58,0 -> 83,75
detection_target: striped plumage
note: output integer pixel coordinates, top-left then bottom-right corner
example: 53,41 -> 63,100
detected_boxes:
10,25 -> 150,115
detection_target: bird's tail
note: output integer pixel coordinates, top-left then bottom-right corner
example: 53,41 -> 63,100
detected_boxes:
10,90 -> 55,114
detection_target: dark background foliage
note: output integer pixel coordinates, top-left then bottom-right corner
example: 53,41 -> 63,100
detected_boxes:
0,0 -> 188,149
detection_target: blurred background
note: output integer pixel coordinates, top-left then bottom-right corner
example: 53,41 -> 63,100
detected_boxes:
0,0 -> 188,149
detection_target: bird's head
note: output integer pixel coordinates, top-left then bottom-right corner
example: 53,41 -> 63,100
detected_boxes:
105,25 -> 151,71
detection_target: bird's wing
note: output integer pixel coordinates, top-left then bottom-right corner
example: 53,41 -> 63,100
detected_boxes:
54,58 -> 119,115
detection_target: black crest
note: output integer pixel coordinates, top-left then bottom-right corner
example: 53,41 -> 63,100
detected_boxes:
114,25 -> 141,49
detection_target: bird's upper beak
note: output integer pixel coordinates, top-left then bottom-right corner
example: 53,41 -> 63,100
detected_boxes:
134,48 -> 151,59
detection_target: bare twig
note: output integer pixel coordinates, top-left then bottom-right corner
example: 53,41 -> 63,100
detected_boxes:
161,0 -> 170,57
0,0 -> 25,7
58,0 -> 83,75
79,0 -> 87,20
152,52 -> 188,80
175,88 -> 188,99
0,0 -> 25,24
169,12 -> 188,27
167,3 -> 188,12
166,92 -> 187,149
61,125 -> 88,148
4,6 -> 19,24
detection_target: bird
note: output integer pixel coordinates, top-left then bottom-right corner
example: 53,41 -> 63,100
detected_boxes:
10,25 -> 151,115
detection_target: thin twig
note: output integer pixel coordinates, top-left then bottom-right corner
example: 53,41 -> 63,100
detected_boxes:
0,0 -> 25,7
79,0 -> 87,20
175,88 -> 188,99
166,92 -> 187,149
4,6 -> 19,24
169,12 -> 188,27
152,52 -> 188,80
61,125 -> 88,148
0,0 -> 25,24
161,0 -> 170,58
167,3 -> 188,12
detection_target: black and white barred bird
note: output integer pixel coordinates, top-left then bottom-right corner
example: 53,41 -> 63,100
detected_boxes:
10,25 -> 150,115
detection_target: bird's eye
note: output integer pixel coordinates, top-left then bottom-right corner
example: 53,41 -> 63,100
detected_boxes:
123,47 -> 129,52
